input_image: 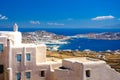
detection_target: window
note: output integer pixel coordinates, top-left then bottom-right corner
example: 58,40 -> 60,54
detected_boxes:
0,44 -> 3,53
26,53 -> 30,61
17,54 -> 21,62
86,70 -> 90,77
16,72 -> 21,80
40,70 -> 45,77
26,72 -> 31,80
0,65 -> 4,74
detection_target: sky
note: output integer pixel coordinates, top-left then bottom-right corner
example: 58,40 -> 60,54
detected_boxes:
0,0 -> 120,28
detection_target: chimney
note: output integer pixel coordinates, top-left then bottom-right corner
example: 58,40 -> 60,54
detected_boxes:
13,23 -> 18,32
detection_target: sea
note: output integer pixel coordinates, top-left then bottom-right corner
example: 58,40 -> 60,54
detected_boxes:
0,28 -> 120,52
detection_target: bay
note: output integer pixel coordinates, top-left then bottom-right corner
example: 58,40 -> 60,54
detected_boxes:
0,28 -> 120,51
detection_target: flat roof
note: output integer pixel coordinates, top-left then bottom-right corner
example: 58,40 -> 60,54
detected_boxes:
64,57 -> 105,64
13,43 -> 46,47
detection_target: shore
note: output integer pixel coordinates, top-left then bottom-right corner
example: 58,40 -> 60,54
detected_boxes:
22,30 -> 120,51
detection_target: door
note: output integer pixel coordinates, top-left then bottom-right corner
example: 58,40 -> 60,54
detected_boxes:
0,65 -> 4,80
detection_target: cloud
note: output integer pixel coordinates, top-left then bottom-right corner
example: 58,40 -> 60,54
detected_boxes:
92,15 -> 115,20
30,20 -> 40,24
118,18 -> 120,20
47,22 -> 64,26
0,14 -> 8,20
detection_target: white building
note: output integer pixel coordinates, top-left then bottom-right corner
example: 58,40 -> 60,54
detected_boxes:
0,24 -> 120,80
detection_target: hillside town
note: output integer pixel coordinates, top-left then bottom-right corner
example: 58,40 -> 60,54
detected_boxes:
22,30 -> 69,44
22,31 -> 120,45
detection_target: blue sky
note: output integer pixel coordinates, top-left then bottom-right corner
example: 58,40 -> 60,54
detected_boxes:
0,0 -> 120,28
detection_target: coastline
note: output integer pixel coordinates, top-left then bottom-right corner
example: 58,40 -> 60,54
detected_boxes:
21,30 -> 120,52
